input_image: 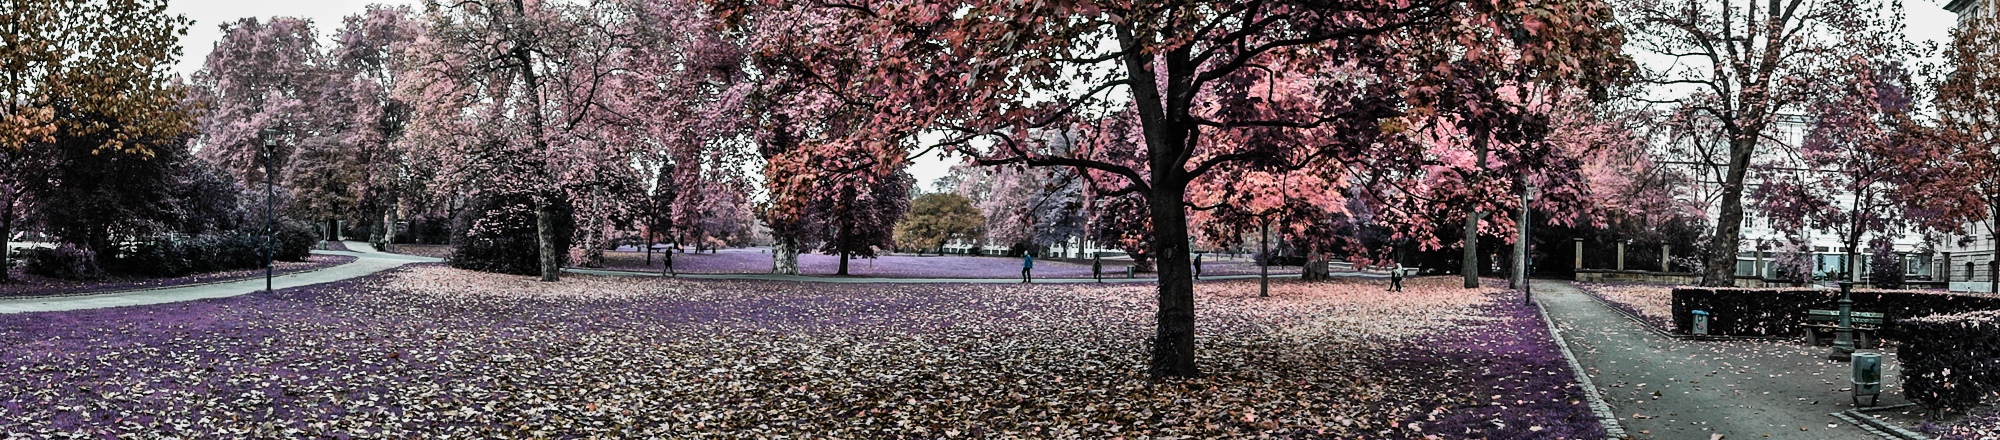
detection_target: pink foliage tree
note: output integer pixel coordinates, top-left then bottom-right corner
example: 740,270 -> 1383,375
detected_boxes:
725,0 -> 1629,378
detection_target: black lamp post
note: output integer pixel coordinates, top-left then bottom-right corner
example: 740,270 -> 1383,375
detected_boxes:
1831,280 -> 1857,361
261,128 -> 278,294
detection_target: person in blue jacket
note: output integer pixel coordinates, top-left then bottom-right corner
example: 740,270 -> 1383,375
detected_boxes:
1022,252 -> 1034,284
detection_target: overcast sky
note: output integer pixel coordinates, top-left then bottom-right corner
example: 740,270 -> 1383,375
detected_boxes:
165,0 -> 1962,191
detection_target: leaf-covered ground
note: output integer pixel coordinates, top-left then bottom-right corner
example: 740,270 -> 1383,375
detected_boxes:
1572,282 -> 1674,331
1921,407 -> 2000,440
0,254 -> 358,299
379,244 -> 451,259
590,247 -> 1300,279
0,267 -> 1593,439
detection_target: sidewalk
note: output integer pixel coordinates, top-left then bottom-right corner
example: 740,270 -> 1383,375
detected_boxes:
0,242 -> 438,314
1535,280 -> 1900,439
564,267 -> 1388,283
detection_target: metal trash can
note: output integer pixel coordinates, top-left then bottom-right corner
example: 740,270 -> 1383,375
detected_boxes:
1691,310 -> 1710,335
1126,266 -> 1135,278
1852,352 -> 1882,406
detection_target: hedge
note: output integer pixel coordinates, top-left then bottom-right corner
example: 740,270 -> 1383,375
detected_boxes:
100,222 -> 320,278
1886,310 -> 2000,413
23,244 -> 106,280
1670,287 -> 2000,337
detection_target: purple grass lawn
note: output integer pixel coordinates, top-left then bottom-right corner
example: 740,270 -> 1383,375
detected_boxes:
592,247 -> 1299,279
0,268 -> 1591,438
0,254 -> 358,299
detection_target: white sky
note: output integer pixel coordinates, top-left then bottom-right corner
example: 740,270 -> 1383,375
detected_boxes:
165,0 -> 1962,191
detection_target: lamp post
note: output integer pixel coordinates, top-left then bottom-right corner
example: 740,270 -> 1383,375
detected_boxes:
1830,280 -> 1856,361
261,128 -> 278,294
1522,184 -> 1537,304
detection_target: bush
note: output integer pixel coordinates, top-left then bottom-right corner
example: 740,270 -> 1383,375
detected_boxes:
108,239 -> 191,277
1888,310 -> 2000,413
103,225 -> 314,277
1670,287 -> 2000,337
273,221 -> 317,262
450,193 -> 572,276
24,244 -> 105,280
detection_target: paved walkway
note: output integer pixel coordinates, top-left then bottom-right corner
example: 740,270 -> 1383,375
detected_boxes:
565,267 -> 1357,283
0,241 -> 441,314
0,241 -> 1362,313
1535,280 -> 1901,439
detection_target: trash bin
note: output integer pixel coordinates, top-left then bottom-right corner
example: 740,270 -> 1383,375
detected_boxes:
1126,266 -> 1135,278
1691,310 -> 1710,335
1852,352 -> 1882,406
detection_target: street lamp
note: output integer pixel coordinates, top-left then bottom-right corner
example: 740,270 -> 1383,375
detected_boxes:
260,128 -> 278,294
1523,184 -> 1538,305
1830,280 -> 1857,361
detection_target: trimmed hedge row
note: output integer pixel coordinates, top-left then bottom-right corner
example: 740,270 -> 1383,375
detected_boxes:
1886,310 -> 2000,413
1670,287 -> 2000,337
25,222 -> 322,280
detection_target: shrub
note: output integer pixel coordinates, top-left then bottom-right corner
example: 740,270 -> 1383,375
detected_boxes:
273,221 -> 317,262
1888,310 -> 2000,413
107,239 -> 191,277
197,231 -> 267,273
24,244 -> 105,280
449,193 -> 572,276
1671,287 -> 2000,337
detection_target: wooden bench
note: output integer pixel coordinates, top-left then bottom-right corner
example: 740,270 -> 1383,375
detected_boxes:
1804,309 -> 1884,348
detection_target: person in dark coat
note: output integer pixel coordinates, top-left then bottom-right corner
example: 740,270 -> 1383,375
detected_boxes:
1022,252 -> 1034,284
1193,253 -> 1204,279
1092,254 -> 1103,283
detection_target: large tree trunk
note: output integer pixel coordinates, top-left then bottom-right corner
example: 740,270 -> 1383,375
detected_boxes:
838,250 -> 850,275
1259,218 -> 1269,297
1463,211 -> 1481,288
0,196 -> 11,284
1701,135 -> 1759,287
1147,182 -> 1197,379
1991,205 -> 1999,294
772,237 -> 800,275
1513,190 -> 1529,290
536,202 -> 561,282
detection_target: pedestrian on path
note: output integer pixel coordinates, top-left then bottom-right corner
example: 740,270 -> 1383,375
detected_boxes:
1092,254 -> 1102,283
663,244 -> 676,278
1193,253 -> 1203,279
1022,252 -> 1034,284
1389,263 -> 1404,292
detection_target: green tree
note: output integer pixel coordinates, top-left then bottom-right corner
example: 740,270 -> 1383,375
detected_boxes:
895,193 -> 984,255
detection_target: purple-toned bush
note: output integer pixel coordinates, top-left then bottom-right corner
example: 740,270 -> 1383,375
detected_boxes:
1888,310 -> 2000,413
23,244 -> 104,280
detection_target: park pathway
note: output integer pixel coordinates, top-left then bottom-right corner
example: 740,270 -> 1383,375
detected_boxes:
1534,279 -> 1906,440
0,241 -> 1369,313
0,241 -> 441,314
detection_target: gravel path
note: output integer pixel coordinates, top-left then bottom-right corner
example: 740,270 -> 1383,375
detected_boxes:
1536,280 -> 1901,439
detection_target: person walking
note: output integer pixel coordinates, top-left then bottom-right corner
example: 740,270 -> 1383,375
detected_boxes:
1022,252 -> 1035,284
1092,254 -> 1103,283
1389,262 -> 1405,292
663,244 -> 676,278
1193,253 -> 1204,280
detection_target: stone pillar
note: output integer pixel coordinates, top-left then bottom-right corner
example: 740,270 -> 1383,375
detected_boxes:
1662,244 -> 1671,272
1573,238 -> 1583,271
1616,240 -> 1626,271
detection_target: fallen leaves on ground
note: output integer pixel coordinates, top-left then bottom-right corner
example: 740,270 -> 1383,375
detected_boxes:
0,268 -> 1594,438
